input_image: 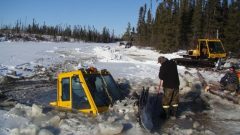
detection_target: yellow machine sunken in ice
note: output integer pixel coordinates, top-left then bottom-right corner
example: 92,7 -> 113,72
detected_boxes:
50,67 -> 123,116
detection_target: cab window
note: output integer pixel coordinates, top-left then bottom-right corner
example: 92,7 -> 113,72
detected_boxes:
102,75 -> 123,102
85,75 -> 111,107
208,41 -> 225,53
72,76 -> 90,109
62,78 -> 70,101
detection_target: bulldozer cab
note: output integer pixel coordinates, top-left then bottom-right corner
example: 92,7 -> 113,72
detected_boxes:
190,39 -> 226,59
50,67 -> 123,116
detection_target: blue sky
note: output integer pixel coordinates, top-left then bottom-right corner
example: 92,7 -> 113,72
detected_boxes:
0,0 -> 159,36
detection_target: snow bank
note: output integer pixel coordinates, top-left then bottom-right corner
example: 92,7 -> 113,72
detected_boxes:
98,122 -> 123,135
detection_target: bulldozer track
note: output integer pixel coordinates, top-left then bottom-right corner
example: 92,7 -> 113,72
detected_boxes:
174,58 -> 216,68
0,80 -> 55,93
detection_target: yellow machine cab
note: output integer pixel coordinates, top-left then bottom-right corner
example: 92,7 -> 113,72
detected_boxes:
50,67 -> 123,116
187,39 -> 226,59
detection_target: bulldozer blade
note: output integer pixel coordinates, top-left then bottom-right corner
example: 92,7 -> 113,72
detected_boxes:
138,87 -> 166,132
138,87 -> 153,132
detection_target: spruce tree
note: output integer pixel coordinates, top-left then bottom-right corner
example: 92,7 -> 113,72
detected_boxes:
192,0 -> 204,40
221,0 -> 229,39
155,2 -> 168,50
151,3 -> 161,49
146,8 -> 152,46
204,0 -> 222,38
122,22 -> 132,41
136,4 -> 147,46
178,0 -> 192,49
164,0 -> 177,51
224,0 -> 240,52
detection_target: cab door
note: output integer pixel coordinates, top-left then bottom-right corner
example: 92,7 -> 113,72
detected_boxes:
71,75 -> 92,112
58,76 -> 72,108
74,73 -> 99,115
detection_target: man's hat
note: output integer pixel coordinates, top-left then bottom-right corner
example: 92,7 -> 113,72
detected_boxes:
158,56 -> 166,64
229,65 -> 235,71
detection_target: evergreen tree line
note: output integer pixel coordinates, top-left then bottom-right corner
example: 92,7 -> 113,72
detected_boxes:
124,0 -> 240,53
0,19 -> 116,43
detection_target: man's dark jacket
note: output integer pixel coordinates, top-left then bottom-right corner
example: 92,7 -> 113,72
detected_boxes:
159,59 -> 180,89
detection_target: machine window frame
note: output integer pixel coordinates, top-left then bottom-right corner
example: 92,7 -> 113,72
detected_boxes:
71,75 -> 91,109
61,77 -> 70,101
84,74 -> 111,107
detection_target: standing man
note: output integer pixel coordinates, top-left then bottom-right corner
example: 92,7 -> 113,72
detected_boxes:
158,56 -> 180,118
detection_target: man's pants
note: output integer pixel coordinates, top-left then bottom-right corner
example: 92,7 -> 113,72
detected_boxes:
221,83 -> 238,92
162,88 -> 179,117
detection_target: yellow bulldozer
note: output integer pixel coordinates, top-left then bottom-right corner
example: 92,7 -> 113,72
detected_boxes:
174,39 -> 227,67
187,39 -> 226,59
50,67 -> 123,116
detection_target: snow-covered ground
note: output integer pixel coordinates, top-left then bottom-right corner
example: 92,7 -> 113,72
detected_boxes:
0,41 -> 240,135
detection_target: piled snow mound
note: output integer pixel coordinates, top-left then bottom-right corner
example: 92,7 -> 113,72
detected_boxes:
0,98 -> 146,135
223,58 -> 240,68
38,129 -> 54,135
0,36 -> 6,42
0,104 -> 54,135
10,124 -> 40,135
8,104 -> 47,120
8,103 -> 32,118
93,46 -> 124,62
31,104 -> 45,117
0,110 -> 30,135
43,115 -> 61,127
179,75 -> 188,90
98,122 -> 123,135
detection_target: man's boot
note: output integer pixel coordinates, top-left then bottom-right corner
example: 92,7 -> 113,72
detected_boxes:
171,107 -> 178,118
163,108 -> 170,119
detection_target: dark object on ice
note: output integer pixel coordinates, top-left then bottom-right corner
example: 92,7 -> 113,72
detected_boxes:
125,42 -> 132,48
138,87 -> 165,133
0,91 -> 6,99
119,41 -> 125,46
138,87 -> 149,111
0,92 -> 17,110
199,62 -> 240,104
220,66 -> 239,93
138,87 -> 153,132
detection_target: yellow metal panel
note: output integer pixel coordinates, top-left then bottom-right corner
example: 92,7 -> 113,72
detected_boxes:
193,49 -> 200,57
51,70 -> 110,116
49,101 -> 57,106
57,74 -> 71,109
